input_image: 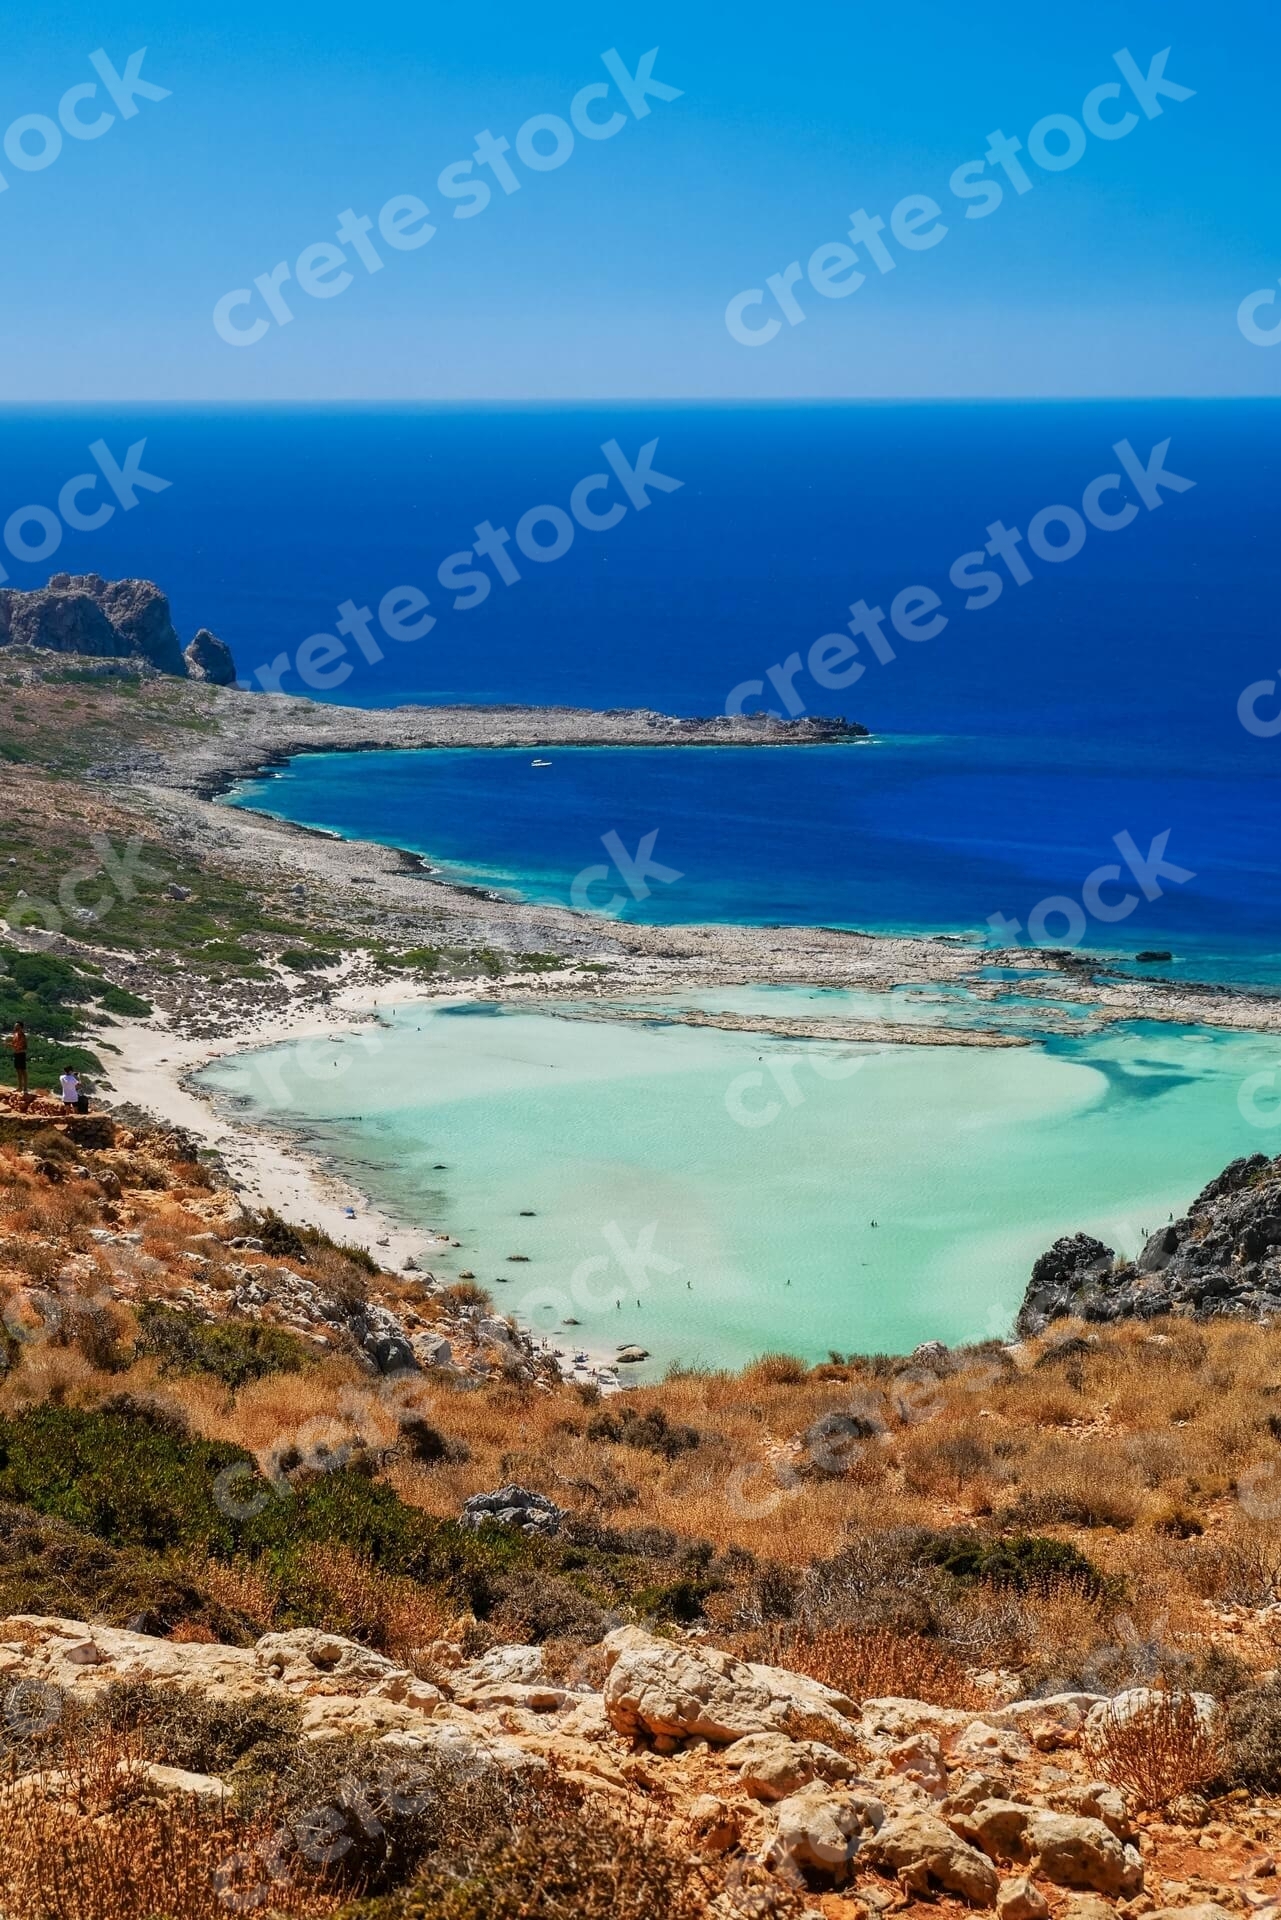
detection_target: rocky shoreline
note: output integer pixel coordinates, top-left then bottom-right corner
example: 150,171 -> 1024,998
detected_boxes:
93,681 -> 868,800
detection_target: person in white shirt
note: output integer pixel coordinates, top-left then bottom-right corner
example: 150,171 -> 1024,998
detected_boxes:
59,1069 -> 80,1109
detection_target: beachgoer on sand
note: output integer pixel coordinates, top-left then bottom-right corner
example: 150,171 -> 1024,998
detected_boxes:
6,1022 -> 29,1106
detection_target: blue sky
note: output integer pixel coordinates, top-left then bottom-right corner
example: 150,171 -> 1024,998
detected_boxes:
3,0 -> 1277,399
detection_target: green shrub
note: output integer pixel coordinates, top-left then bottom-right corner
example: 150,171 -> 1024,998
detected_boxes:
0,1401 -> 431,1565
919,1529 -> 1114,1599
95,982 -> 152,1017
137,1303 -> 309,1390
278,948 -> 336,971
0,1500 -> 238,1638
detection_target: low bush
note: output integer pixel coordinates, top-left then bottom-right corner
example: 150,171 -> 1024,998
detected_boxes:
585,1405 -> 700,1460
997,1486 -> 1139,1532
1085,1689 -> 1226,1809
0,1401 -> 436,1568
0,1723 -> 332,1919
89,1678 -> 303,1778
746,1353 -> 809,1386
270,1741 -> 534,1896
766,1622 -> 978,1709
399,1417 -> 470,1467
919,1529 -> 1115,1600
335,1781 -> 799,1920
137,1302 -> 310,1389
1224,1676 -> 1281,1791
0,1500 -> 246,1639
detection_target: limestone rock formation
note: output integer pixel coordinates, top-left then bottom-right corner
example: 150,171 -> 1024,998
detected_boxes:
601,1625 -> 859,1747
862,1810 -> 1002,1903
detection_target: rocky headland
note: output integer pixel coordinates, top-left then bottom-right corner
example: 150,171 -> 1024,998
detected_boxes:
1019,1153 -> 1281,1336
0,573 -> 237,683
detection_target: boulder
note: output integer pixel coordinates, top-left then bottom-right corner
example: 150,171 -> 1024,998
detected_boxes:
981,1691 -> 1103,1735
1024,1811 -> 1142,1894
687,1793 -> 739,1854
997,1876 -> 1049,1920
722,1731 -> 854,1800
946,1801 -> 1141,1896
254,1629 -> 442,1713
461,1485 -> 564,1536
941,1773 -> 1018,1818
765,1780 -> 884,1885
1145,1908 -> 1235,1920
1058,1780 -> 1135,1842
452,1644 -> 566,1712
141,1762 -> 230,1801
884,1730 -> 947,1795
602,1627 -> 859,1746
948,1798 -> 1039,1861
184,627 -> 237,684
862,1811 -> 1000,1904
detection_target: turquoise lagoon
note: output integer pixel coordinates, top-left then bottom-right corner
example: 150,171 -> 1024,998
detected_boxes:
197,988 -> 1280,1373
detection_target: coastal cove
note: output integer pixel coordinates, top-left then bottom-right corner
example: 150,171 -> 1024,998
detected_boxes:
195,989 -> 1279,1374
226,734 -> 1281,988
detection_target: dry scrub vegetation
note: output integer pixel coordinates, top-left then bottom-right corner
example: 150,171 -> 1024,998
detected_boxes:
4,1122 -> 1281,1696
3,1118 -> 1281,1913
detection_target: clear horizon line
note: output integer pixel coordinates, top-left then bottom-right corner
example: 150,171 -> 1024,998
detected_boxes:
0,393 -> 1275,409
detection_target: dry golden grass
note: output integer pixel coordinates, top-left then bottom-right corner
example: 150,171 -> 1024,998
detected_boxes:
0,1724 -> 336,1919
736,1622 -> 980,1708
289,1542 -> 457,1662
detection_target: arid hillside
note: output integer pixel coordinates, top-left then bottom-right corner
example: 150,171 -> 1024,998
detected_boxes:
0,1094 -> 1278,1918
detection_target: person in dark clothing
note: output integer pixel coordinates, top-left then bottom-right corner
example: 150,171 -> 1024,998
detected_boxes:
6,1022 -> 29,1106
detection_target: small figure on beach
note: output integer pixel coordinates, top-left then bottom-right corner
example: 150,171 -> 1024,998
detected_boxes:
59,1067 -> 88,1113
6,1022 -> 29,1107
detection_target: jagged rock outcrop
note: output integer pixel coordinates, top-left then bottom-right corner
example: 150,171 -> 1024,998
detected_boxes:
460,1484 -> 565,1536
1017,1153 -> 1281,1335
0,582 -> 123,655
184,626 -> 237,684
0,573 -> 233,681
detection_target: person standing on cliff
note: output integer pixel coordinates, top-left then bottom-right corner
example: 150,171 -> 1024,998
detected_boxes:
6,1022 -> 29,1107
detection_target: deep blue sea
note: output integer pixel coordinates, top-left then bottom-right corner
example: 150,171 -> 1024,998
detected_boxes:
5,402 -> 1279,981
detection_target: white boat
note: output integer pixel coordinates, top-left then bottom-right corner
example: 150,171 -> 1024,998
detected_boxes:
531,757 -> 552,767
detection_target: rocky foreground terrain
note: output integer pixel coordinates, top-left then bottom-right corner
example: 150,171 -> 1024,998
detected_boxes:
0,1094 -> 1278,1916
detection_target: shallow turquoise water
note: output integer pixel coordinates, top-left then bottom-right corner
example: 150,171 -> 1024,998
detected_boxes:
198,990 -> 1278,1372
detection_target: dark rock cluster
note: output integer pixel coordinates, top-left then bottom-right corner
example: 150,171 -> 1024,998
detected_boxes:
1017,1152 -> 1281,1335
0,573 -> 235,682
460,1484 -> 565,1535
